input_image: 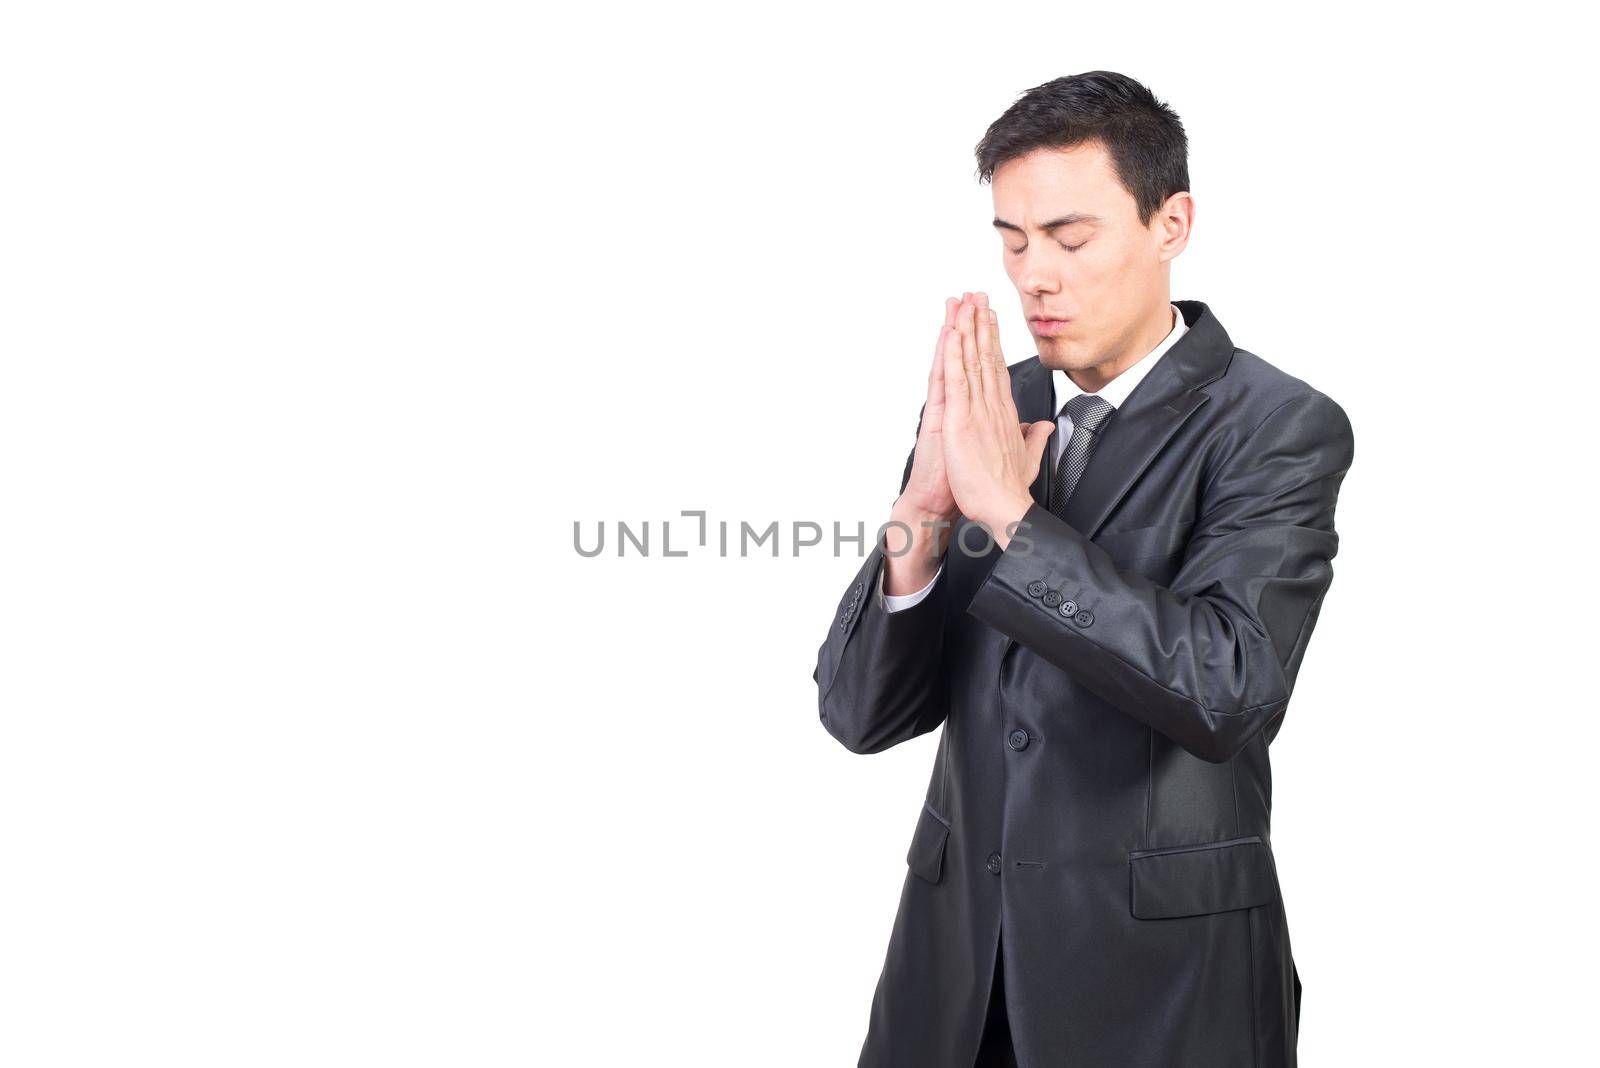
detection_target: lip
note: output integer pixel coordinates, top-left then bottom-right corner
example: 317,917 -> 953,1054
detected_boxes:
1029,317 -> 1071,336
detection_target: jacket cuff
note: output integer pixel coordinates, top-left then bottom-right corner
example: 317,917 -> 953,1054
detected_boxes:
814,541 -> 947,702
965,501 -> 1109,651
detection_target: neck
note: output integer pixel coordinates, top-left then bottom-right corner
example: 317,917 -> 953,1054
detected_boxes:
1066,301 -> 1174,393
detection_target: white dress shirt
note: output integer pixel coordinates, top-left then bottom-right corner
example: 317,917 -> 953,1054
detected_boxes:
880,303 -> 1188,612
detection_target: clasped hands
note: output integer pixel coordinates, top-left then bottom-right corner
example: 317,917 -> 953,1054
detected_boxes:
891,291 -> 1056,556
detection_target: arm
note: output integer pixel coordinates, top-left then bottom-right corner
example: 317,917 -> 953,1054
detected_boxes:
966,388 -> 1354,763
813,425 -> 953,755
812,291 -> 1047,754
880,562 -> 943,612
814,295 -> 978,755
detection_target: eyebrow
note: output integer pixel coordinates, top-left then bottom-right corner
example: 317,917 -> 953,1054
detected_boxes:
992,212 -> 1104,234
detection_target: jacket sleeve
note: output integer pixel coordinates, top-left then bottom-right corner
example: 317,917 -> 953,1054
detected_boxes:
966,388 -> 1354,763
813,409 -> 951,755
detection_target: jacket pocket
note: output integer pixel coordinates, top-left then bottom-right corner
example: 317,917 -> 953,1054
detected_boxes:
906,800 -> 951,884
1128,834 -> 1277,919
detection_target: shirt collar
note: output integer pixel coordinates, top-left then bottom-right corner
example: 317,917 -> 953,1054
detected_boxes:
1051,303 -> 1188,417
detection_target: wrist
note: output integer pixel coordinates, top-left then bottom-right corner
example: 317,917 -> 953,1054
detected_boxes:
883,500 -> 953,590
976,492 -> 1035,550
889,500 -> 956,556
890,494 -> 958,531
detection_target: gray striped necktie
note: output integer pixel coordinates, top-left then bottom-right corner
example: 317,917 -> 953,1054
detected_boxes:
1049,394 -> 1115,518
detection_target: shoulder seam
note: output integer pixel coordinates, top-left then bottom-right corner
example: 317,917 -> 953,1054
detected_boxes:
1201,383 -> 1327,501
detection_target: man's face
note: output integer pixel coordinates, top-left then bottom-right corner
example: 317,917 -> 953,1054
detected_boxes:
991,141 -> 1183,374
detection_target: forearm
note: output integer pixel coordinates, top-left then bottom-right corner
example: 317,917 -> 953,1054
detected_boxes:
968,502 -> 1331,763
881,497 -> 955,596
815,540 -> 950,754
966,389 -> 1352,762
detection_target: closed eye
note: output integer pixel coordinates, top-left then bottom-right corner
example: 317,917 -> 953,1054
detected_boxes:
1006,242 -> 1087,255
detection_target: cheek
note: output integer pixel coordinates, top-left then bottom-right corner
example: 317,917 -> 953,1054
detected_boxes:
1078,243 -> 1135,297
1111,238 -> 1149,278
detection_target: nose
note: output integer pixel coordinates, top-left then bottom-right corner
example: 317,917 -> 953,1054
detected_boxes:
1021,270 -> 1058,297
1016,252 -> 1058,296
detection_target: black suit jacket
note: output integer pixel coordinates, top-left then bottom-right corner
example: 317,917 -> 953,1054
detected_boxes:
813,300 -> 1354,1067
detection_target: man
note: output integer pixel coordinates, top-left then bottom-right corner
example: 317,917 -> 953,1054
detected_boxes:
812,71 -> 1353,1067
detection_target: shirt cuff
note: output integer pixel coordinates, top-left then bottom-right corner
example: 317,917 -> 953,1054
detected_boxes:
879,562 -> 944,613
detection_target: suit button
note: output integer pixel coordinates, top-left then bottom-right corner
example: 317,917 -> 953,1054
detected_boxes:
1041,589 -> 1063,608
1074,609 -> 1094,627
1007,728 -> 1030,751
1059,599 -> 1078,618
986,851 -> 1002,875
1026,580 -> 1047,597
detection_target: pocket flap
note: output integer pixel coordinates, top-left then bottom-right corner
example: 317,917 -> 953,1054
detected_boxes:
1128,835 -> 1277,919
906,800 -> 950,884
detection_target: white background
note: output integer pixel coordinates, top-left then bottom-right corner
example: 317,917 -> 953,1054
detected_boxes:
3,2 -> 1595,1064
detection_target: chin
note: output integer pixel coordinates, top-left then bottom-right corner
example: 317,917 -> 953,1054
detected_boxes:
1037,339 -> 1090,371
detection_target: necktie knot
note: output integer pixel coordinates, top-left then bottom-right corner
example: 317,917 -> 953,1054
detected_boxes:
1062,393 -> 1115,434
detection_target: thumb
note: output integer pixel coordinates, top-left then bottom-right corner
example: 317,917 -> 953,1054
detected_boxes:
1023,420 -> 1055,472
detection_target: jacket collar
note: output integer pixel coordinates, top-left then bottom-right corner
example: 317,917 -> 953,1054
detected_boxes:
1016,299 -> 1234,539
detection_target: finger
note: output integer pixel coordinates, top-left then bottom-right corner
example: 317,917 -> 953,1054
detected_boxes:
941,318 -> 970,419
974,303 -> 1007,396
979,305 -> 1022,424
1023,420 -> 1056,478
957,299 -> 987,406
937,297 -> 958,359
929,298 -> 957,402
922,298 -> 960,427
924,322 -> 948,426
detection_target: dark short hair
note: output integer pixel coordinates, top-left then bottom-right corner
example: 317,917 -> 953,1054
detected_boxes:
974,71 -> 1189,227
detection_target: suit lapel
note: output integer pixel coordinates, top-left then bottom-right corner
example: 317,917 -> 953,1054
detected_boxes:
1058,388 -> 1207,539
1051,300 -> 1236,540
